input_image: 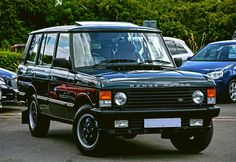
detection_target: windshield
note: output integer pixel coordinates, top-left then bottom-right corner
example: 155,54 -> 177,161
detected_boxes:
191,43 -> 236,61
72,32 -> 174,68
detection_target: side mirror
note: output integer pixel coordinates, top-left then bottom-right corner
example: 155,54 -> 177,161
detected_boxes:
53,58 -> 72,69
174,57 -> 183,67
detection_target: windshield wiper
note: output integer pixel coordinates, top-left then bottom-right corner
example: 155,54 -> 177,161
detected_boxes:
140,59 -> 171,65
93,59 -> 137,68
102,59 -> 137,63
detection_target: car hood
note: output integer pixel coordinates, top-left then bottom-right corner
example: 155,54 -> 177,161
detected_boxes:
180,61 -> 236,74
0,67 -> 17,79
76,68 -> 214,89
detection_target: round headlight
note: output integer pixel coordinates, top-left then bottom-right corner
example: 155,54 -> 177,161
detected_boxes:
114,92 -> 127,106
192,90 -> 204,104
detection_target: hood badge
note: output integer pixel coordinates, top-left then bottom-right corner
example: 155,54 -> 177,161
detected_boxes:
129,82 -> 191,88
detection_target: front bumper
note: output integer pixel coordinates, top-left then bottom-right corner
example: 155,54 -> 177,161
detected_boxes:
91,106 -> 220,135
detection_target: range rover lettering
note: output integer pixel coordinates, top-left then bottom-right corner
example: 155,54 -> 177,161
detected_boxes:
17,21 -> 220,156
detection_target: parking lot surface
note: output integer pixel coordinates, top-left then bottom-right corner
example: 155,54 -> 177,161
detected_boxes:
0,103 -> 236,162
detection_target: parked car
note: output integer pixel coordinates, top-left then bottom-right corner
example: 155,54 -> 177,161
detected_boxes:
180,40 -> 236,102
17,21 -> 219,156
164,37 -> 194,61
0,67 -> 18,106
9,44 -> 25,53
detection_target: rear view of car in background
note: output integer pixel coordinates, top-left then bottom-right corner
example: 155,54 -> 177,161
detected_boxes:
9,44 -> 25,53
164,37 -> 193,61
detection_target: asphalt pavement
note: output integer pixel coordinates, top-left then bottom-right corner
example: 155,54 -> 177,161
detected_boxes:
0,103 -> 236,162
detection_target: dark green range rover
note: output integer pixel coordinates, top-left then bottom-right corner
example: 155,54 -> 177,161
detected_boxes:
17,21 -> 220,156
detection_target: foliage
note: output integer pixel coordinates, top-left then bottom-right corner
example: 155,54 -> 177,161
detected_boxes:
0,50 -> 22,72
0,0 -> 235,52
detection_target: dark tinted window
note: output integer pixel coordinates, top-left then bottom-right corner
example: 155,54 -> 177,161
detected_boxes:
175,41 -> 188,54
39,33 -> 57,66
26,34 -> 42,65
165,40 -> 178,55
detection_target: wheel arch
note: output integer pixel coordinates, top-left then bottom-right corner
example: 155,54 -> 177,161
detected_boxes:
25,85 -> 37,105
74,93 -> 93,118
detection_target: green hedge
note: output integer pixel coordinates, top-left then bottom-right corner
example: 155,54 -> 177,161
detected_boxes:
0,50 -> 23,72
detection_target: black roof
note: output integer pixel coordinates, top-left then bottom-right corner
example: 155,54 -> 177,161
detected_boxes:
30,21 -> 160,34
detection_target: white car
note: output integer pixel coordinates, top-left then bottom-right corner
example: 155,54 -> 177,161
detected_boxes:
164,37 -> 194,61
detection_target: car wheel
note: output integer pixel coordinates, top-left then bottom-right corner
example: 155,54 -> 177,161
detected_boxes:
28,95 -> 50,137
73,104 -> 103,156
228,80 -> 236,103
170,122 -> 213,153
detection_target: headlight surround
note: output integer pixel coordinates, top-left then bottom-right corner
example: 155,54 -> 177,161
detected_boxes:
207,70 -> 224,80
192,90 -> 204,104
114,92 -> 127,106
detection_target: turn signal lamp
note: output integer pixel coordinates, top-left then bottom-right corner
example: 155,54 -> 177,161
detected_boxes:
99,91 -> 112,107
207,88 -> 216,104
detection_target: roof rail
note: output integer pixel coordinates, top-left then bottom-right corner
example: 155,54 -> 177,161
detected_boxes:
75,21 -> 138,27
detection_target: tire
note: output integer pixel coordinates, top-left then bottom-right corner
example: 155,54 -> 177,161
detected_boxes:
28,95 -> 50,137
73,104 -> 103,156
227,80 -> 236,103
170,122 -> 213,153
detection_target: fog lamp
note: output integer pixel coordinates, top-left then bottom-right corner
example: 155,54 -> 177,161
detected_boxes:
190,119 -> 203,126
114,120 -> 128,128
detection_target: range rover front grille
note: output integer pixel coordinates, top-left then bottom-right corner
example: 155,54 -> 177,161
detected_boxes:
113,88 -> 207,109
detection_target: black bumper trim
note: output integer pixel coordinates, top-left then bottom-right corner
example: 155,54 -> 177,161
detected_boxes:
91,106 -> 220,118
91,106 -> 220,135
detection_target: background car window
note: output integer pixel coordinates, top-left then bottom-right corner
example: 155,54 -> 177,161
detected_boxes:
26,34 -> 42,65
39,33 -> 57,66
192,45 -> 224,61
228,45 -> 236,59
56,33 -> 70,60
175,41 -> 188,54
165,40 -> 178,55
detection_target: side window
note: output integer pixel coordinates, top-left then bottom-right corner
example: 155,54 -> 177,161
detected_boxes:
56,33 -> 70,60
39,33 -> 57,66
175,41 -> 188,54
26,34 -> 42,65
165,40 -> 178,55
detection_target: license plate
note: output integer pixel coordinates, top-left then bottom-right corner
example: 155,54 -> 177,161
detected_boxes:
144,118 -> 181,128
